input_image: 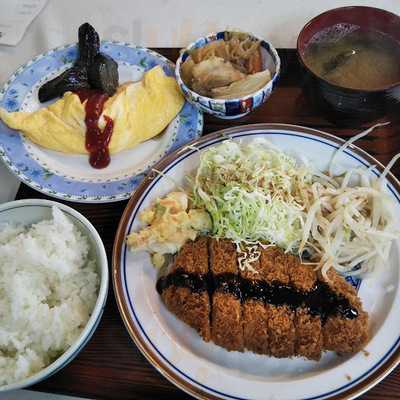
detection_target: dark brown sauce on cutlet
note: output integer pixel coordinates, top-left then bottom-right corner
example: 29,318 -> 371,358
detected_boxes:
214,273 -> 241,299
156,269 -> 358,323
156,269 -> 208,293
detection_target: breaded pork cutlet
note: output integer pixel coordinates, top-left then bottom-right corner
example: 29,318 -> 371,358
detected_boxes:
240,255 -> 270,355
286,253 -> 322,360
210,239 -> 244,351
243,247 -> 322,359
159,237 -> 211,341
259,247 -> 296,358
322,270 -> 369,354
157,238 -> 369,359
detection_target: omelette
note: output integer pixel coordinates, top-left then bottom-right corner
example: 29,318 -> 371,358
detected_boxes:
0,66 -> 184,155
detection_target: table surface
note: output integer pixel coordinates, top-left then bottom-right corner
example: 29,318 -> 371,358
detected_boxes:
14,48 -> 400,400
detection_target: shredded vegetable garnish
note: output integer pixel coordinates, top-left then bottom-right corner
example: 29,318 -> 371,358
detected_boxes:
190,126 -> 400,278
151,168 -> 186,193
191,139 -> 310,256
299,169 -> 398,279
328,121 -> 390,177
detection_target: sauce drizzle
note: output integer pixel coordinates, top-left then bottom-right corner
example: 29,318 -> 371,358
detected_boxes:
156,269 -> 358,323
74,89 -> 114,169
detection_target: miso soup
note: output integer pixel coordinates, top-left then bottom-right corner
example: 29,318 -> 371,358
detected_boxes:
304,27 -> 400,90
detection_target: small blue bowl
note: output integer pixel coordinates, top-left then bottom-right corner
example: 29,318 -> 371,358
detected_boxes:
175,31 -> 281,119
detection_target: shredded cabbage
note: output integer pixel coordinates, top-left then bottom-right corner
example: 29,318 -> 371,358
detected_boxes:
191,139 -> 310,253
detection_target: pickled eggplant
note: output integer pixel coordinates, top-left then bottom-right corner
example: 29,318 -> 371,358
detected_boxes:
77,23 -> 100,68
88,53 -> 119,96
38,67 -> 90,103
38,23 -> 119,103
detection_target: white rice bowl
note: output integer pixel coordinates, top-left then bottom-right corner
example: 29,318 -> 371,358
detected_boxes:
0,206 -> 100,386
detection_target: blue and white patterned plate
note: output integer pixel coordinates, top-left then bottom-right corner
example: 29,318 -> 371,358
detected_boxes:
0,42 -> 203,203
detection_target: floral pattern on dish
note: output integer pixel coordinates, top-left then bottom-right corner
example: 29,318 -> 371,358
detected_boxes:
0,41 -> 203,203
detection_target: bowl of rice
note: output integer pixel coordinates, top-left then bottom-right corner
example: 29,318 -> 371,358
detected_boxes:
0,199 -> 108,391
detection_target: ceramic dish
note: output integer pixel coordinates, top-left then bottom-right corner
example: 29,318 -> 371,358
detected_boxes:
0,42 -> 203,203
175,32 -> 280,119
297,6 -> 400,122
113,123 -> 400,400
0,198 -> 108,392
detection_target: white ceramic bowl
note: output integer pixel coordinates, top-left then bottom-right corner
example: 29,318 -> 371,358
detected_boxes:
0,199 -> 109,392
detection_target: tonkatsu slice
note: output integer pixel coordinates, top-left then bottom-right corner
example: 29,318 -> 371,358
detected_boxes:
209,239 -> 244,351
157,237 -> 211,341
156,238 -> 369,360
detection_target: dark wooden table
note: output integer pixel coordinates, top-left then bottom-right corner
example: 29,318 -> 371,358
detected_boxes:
15,48 -> 400,399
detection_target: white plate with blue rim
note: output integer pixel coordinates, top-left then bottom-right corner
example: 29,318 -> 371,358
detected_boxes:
0,42 -> 203,203
113,123 -> 400,400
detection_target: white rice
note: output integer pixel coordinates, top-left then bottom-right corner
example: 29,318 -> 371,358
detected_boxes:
0,207 -> 99,386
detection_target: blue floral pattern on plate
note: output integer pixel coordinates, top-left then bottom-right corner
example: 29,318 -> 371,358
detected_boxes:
0,41 -> 203,203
